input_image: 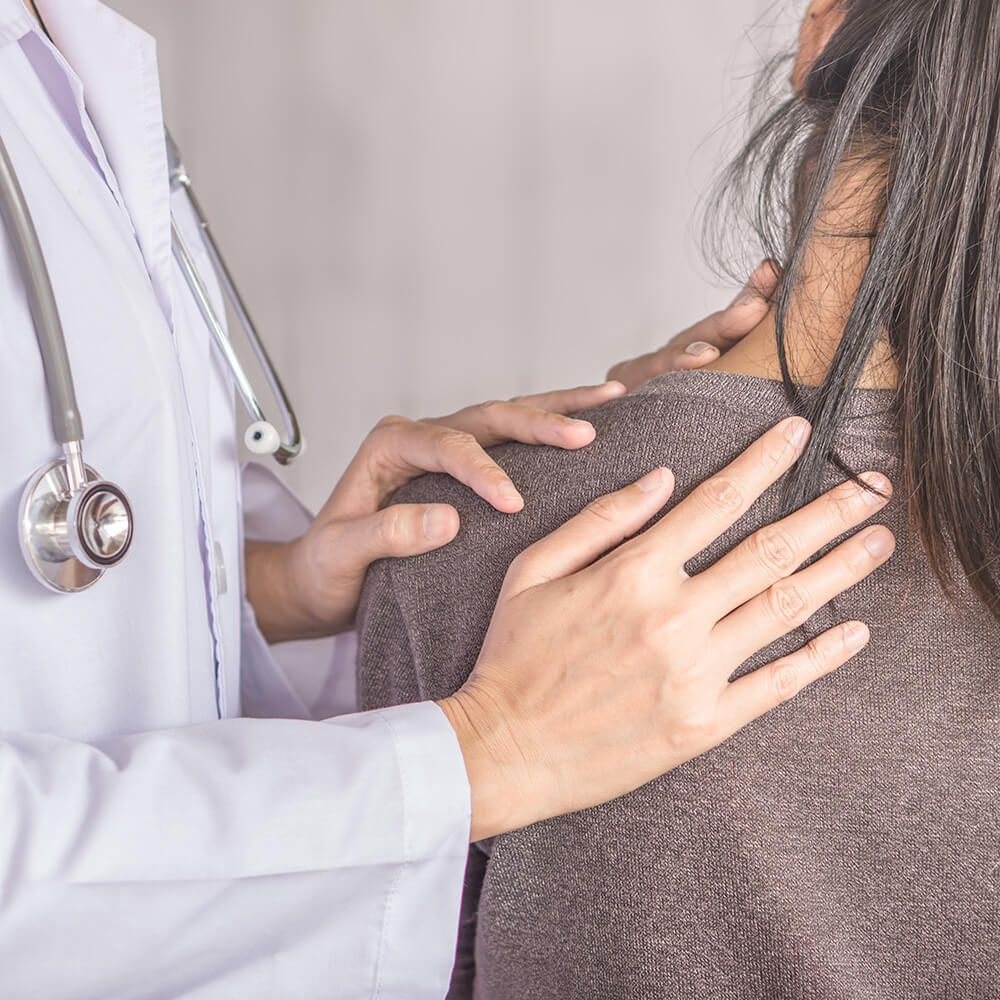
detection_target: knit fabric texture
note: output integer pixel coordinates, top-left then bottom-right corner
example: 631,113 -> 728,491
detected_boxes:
357,370 -> 1000,1000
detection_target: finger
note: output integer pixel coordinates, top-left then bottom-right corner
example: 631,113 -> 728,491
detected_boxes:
671,260 -> 779,351
605,262 -> 779,388
672,341 -> 722,370
717,621 -> 871,733
420,425 -> 529,513
512,381 -> 628,414
606,353 -> 661,390
638,417 -> 812,566
501,468 -> 675,597
691,472 -> 892,614
334,503 -> 462,570
430,399 -> 598,451
433,383 -> 627,450
348,420 -> 528,515
714,524 -> 895,664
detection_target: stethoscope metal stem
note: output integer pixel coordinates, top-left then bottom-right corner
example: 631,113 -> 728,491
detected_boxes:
166,130 -> 303,465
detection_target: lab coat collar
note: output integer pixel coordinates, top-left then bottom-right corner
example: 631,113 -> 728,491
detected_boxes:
0,0 -> 32,44
34,0 -> 174,323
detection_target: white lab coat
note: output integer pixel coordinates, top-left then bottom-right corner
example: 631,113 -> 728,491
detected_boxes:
0,1 -> 470,997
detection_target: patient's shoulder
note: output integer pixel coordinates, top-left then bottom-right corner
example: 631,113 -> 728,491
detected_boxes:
395,372 -> 792,539
366,372 -> 791,702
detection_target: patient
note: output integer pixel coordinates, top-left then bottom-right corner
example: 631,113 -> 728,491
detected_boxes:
358,1 -> 1000,997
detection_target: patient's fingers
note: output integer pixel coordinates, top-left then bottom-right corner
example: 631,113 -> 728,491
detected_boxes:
501,469 -> 676,596
718,621 -> 871,734
635,417 -> 811,567
714,525 -> 895,666
691,473 -> 892,614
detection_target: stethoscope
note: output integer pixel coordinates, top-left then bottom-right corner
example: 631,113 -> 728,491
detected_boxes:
1,128 -> 304,595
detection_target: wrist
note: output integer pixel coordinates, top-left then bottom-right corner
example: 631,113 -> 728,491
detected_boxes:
437,687 -> 538,842
245,538 -> 327,644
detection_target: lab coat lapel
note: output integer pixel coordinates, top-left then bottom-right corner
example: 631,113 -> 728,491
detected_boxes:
0,0 -> 32,45
36,0 -> 173,324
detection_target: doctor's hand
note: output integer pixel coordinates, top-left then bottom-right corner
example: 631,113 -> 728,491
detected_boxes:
438,417 -> 896,842
607,261 -> 779,390
246,382 -> 627,643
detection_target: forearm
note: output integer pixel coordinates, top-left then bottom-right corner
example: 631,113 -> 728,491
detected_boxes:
0,706 -> 470,996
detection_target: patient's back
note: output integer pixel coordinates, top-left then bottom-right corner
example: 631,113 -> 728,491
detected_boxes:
357,371 -> 999,1000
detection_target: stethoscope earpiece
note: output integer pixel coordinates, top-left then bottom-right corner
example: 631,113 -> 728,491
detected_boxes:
244,420 -> 281,456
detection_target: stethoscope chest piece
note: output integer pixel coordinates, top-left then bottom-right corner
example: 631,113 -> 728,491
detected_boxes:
19,459 -> 134,594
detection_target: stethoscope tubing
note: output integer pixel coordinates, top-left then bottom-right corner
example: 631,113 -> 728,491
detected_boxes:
4,119 -> 304,592
0,131 -> 83,448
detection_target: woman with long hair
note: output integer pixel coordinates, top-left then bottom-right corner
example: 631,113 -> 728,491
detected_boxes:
357,2 -> 1000,996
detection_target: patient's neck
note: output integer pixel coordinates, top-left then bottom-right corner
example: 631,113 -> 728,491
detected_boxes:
710,165 -> 898,391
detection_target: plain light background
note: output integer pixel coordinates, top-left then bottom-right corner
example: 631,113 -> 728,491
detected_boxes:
109,0 -> 797,511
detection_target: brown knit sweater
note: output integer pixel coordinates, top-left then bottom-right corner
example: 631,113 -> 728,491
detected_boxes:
357,370 -> 1000,1000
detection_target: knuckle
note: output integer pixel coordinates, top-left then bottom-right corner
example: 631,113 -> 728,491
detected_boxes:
772,662 -> 803,703
827,480 -> 864,523
438,428 -> 477,451
603,547 -> 648,594
373,414 -> 408,433
749,527 -> 798,575
586,494 -> 625,526
698,476 -> 744,515
507,549 -> 532,579
475,399 -> 506,425
804,636 -> 830,675
653,608 -> 692,647
375,508 -> 411,550
766,581 -> 810,627
663,709 -> 714,756
838,538 -> 878,579
757,433 -> 792,470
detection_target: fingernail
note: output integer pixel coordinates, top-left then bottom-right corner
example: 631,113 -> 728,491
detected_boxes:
637,467 -> 671,494
562,419 -> 597,446
843,621 -> 870,652
498,480 -> 523,506
781,417 -> 812,449
685,341 -> 719,357
858,472 -> 892,507
862,526 -> 895,559
732,291 -> 757,308
423,506 -> 455,543
603,380 -> 628,395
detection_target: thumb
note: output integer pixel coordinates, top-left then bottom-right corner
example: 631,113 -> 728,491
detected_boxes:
343,503 -> 462,566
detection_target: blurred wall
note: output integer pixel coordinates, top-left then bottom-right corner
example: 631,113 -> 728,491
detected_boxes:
109,0 -> 793,511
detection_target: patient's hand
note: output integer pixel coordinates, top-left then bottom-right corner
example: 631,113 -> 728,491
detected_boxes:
439,417 -> 896,841
607,261 -> 779,390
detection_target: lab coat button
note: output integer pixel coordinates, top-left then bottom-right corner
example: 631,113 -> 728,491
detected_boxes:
213,540 -> 228,596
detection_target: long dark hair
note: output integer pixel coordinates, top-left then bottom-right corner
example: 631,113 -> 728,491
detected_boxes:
711,0 -> 1000,618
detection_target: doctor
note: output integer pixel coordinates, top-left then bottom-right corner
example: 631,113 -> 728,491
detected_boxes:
0,1 -> 895,997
